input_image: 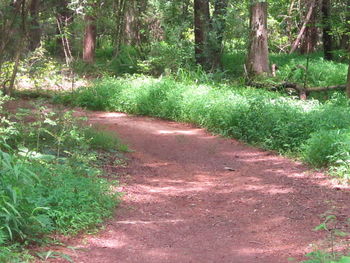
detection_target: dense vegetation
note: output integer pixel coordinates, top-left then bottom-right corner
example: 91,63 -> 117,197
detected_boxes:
1,0 -> 350,262
0,96 -> 124,261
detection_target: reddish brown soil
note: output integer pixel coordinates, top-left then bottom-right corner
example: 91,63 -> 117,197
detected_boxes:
46,111 -> 348,263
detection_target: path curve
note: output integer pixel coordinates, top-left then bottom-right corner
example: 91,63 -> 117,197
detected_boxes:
65,111 -> 349,263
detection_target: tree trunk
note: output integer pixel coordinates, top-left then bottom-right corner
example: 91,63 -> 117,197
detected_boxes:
347,61 -> 350,98
340,0 -> 350,51
194,0 -> 210,67
123,0 -> 147,46
209,0 -> 228,69
246,1 -> 270,77
29,0 -> 41,51
290,0 -> 316,54
83,15 -> 97,63
321,0 -> 332,60
114,0 -> 126,54
56,0 -> 73,58
300,3 -> 318,54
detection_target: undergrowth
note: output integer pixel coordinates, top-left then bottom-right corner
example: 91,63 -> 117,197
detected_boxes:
0,96 -> 125,262
55,76 -> 350,181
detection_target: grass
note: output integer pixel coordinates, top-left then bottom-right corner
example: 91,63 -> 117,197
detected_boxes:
222,52 -> 348,89
0,97 -> 126,261
54,74 -> 350,181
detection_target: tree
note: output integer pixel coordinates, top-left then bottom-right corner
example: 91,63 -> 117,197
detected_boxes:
321,0 -> 333,60
83,14 -> 96,63
246,0 -> 270,77
208,0 -> 228,69
290,0 -> 316,54
194,0 -> 210,67
29,0 -> 41,51
300,0 -> 319,54
347,61 -> 350,98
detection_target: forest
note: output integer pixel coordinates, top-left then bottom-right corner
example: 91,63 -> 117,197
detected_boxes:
0,0 -> 350,262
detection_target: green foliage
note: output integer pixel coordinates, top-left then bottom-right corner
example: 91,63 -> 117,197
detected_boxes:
302,130 -> 350,167
222,52 -> 348,89
84,127 -> 127,151
269,53 -> 348,88
138,41 -> 194,76
303,252 -> 350,263
0,96 -> 122,260
55,75 -> 350,180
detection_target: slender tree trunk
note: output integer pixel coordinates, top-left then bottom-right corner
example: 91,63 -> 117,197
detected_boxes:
287,0 -> 296,46
114,0 -> 126,54
347,61 -> 350,98
83,15 -> 97,63
300,1 -> 318,54
290,0 -> 316,53
56,0 -> 73,58
209,0 -> 228,69
341,0 -> 350,51
29,0 -> 41,51
321,0 -> 332,60
246,1 -> 270,77
7,0 -> 27,96
194,0 -> 210,67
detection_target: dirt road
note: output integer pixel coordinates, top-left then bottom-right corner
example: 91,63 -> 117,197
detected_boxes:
64,111 -> 349,263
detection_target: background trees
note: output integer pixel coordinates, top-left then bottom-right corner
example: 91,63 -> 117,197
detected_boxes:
0,0 -> 349,96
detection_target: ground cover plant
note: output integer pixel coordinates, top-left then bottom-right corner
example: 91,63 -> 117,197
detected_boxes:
0,96 -> 125,262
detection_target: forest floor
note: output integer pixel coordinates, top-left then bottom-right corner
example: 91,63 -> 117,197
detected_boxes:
42,110 -> 350,263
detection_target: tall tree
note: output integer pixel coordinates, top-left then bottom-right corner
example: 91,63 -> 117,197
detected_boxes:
83,14 -> 96,63
246,0 -> 270,77
194,0 -> 210,67
28,0 -> 41,51
347,60 -> 350,98
322,0 -> 333,60
209,0 -> 228,69
290,0 -> 316,53
300,1 -> 318,54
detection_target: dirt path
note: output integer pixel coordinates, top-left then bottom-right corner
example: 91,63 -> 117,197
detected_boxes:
62,111 -> 349,263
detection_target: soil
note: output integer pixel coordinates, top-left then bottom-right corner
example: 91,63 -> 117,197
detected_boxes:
43,110 -> 348,263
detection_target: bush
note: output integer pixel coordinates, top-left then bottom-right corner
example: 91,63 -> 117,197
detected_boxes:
0,97 -> 123,260
302,129 -> 350,167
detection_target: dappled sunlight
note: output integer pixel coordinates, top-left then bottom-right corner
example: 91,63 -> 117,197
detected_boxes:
115,219 -> 184,225
157,129 -> 199,135
93,112 -> 127,119
88,235 -> 127,249
140,181 -> 215,195
75,109 -> 350,263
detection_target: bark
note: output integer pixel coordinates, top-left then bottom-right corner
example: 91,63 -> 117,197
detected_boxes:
83,15 -> 97,63
194,0 -> 210,67
300,3 -> 318,54
290,0 -> 316,54
29,0 -> 41,51
114,0 -> 126,54
321,0 -> 332,60
246,1 -> 270,77
347,62 -> 350,98
341,0 -> 350,51
209,0 -> 228,69
123,0 -> 147,46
